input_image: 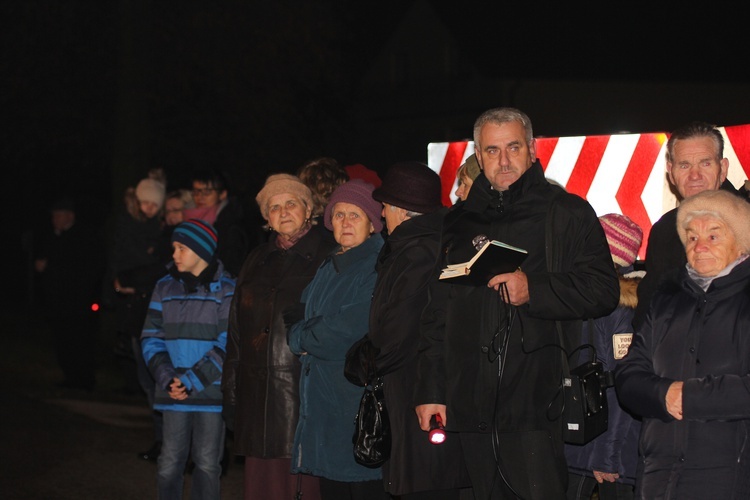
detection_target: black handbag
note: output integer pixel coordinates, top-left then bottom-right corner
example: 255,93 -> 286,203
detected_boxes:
352,376 -> 391,468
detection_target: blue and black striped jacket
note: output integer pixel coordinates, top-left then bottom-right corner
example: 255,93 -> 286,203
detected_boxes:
142,260 -> 235,413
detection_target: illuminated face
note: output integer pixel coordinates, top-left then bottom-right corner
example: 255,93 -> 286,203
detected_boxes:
139,200 -> 161,219
475,121 -> 536,192
172,241 -> 209,276
382,202 -> 407,234
667,136 -> 728,199
684,214 -> 741,277
331,202 -> 374,252
266,193 -> 311,239
164,197 -> 184,226
454,172 -> 474,201
192,181 -> 225,208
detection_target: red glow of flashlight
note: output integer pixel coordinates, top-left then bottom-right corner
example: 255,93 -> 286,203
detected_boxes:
429,414 -> 446,445
91,303 -> 100,312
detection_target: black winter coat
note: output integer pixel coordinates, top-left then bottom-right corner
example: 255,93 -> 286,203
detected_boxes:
34,220 -> 103,317
415,162 -> 619,498
213,196 -> 251,278
345,209 -> 470,496
222,224 -> 336,458
616,259 -> 750,499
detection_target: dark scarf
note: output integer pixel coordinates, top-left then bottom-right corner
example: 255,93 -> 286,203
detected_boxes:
169,259 -> 219,293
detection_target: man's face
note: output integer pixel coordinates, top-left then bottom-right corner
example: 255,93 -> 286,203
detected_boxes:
475,121 -> 536,192
667,136 -> 728,199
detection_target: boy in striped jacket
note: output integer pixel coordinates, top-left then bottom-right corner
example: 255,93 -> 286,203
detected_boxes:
141,219 -> 236,500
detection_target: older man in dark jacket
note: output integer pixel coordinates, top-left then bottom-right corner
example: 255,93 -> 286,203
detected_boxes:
346,161 -> 470,499
632,121 -> 739,331
415,108 -> 619,500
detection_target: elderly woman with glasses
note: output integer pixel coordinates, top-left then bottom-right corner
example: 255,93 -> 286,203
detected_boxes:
616,189 -> 750,499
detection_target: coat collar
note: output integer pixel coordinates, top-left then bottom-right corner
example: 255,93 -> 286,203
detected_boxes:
680,256 -> 750,298
331,232 -> 384,273
464,160 -> 547,213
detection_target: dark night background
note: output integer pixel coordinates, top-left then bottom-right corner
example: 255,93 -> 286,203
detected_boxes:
4,1 -> 750,307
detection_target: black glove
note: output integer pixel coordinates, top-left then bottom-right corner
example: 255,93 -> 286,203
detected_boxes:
282,303 -> 306,331
344,335 -> 380,386
222,404 -> 235,433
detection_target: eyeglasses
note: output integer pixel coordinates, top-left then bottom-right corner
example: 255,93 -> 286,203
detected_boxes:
192,187 -> 217,197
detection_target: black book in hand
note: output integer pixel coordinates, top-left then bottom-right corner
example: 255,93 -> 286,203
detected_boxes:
439,239 -> 527,286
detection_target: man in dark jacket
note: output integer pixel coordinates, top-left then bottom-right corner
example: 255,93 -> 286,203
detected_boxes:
632,121 -> 739,330
415,107 -> 619,500
34,196 -> 103,391
345,161 -> 470,498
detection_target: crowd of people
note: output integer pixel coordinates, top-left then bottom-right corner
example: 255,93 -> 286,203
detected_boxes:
28,108 -> 750,500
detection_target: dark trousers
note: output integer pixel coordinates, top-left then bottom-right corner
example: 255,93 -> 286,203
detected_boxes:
459,431 -> 567,500
51,312 -> 96,390
131,336 -> 163,442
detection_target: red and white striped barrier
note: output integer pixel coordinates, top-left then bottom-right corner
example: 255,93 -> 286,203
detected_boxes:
428,124 -> 750,259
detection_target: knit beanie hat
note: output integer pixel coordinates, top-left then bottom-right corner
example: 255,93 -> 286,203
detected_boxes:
372,161 -> 444,214
599,213 -> 643,268
677,189 -> 750,253
135,178 -> 166,209
171,219 -> 218,263
324,179 -> 384,233
255,173 -> 314,221
460,154 -> 482,181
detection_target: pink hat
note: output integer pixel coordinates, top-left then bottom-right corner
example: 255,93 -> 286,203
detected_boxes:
599,213 -> 643,268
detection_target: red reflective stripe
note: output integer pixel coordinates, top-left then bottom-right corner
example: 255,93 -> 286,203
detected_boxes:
438,142 -> 469,206
536,137 -> 558,171
616,133 -> 666,252
565,135 -> 609,198
725,124 -> 750,179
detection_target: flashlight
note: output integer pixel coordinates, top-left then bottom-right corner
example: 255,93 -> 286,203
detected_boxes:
428,414 -> 446,445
